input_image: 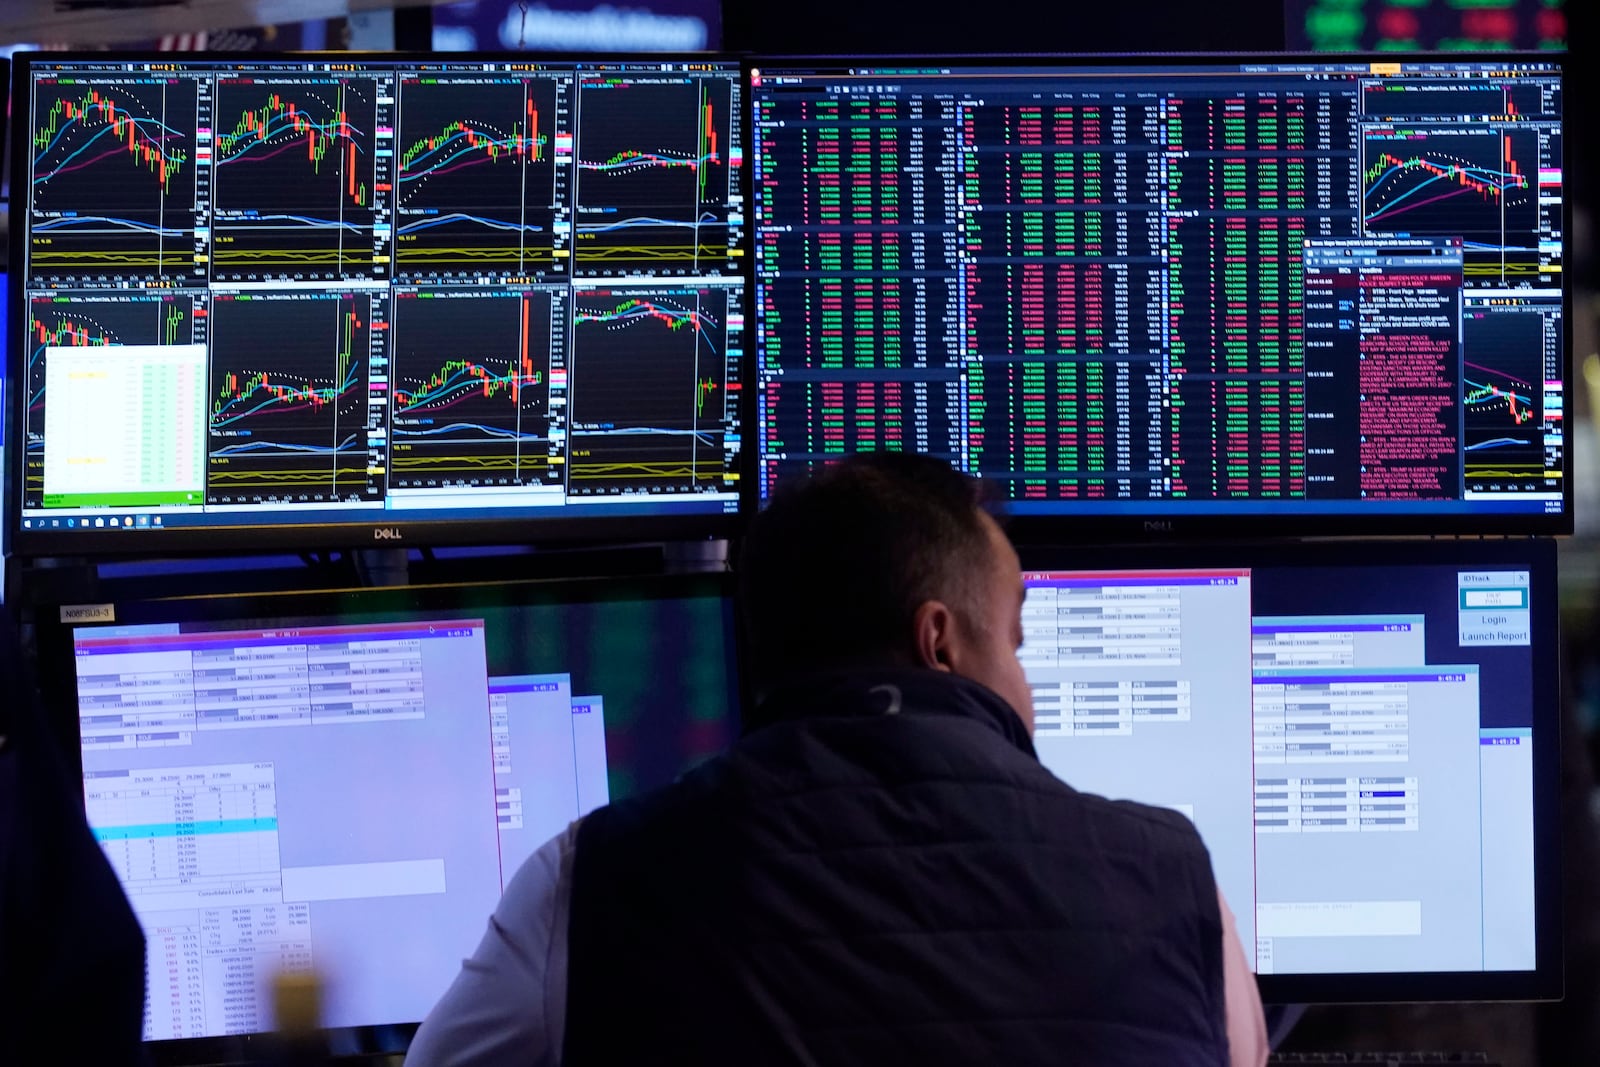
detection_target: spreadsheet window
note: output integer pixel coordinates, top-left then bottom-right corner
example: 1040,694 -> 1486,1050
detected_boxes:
75,620 -> 508,1040
1020,562 -> 1538,975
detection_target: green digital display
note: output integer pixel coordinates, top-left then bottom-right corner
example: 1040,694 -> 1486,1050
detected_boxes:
1288,0 -> 1567,52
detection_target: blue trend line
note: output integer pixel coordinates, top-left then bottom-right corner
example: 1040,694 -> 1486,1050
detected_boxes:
577,303 -> 721,356
393,423 -> 547,441
579,427 -> 723,445
212,364 -> 361,428
219,213 -> 368,232
36,108 -> 184,161
401,130 -> 530,177
1364,164 -> 1524,223
33,216 -> 189,237
211,432 -> 362,457
218,116 -> 368,165
579,151 -> 714,173
575,214 -> 722,234
396,213 -> 544,235
1466,437 -> 1534,452
34,119 -> 185,183
1464,377 -> 1533,407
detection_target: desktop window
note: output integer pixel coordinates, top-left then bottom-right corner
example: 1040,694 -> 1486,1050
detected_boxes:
1020,548 -> 1547,980
67,577 -> 739,1043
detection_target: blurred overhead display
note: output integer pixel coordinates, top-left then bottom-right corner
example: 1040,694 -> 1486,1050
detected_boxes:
1288,0 -> 1567,52
430,0 -> 719,52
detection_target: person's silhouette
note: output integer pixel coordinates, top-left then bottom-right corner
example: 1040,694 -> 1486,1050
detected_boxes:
1,613 -> 147,1063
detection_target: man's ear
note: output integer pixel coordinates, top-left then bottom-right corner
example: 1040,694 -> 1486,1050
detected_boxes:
911,600 -> 958,672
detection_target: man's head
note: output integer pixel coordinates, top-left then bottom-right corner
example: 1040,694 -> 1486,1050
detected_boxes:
739,453 -> 1034,731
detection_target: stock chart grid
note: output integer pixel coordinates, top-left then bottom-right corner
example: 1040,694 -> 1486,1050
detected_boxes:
750,60 -> 1566,520
13,57 -> 746,543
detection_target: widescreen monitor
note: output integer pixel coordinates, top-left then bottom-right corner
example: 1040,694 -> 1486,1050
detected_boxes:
47,542 -> 1558,1059
749,56 -> 1571,539
6,53 -> 748,556
49,572 -> 740,1061
1017,538 -> 1560,1002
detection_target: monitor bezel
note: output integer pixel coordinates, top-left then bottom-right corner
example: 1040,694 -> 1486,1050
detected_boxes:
2,55 -> 11,564
6,50 -> 757,559
743,51 -> 1576,543
36,567 -> 743,1064
1013,536 -> 1564,1004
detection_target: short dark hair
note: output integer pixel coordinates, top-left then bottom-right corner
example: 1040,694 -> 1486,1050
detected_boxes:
738,452 -> 997,694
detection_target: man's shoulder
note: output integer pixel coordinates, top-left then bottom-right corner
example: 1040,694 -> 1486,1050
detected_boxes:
576,756 -> 735,844
1069,790 -> 1210,846
996,761 -> 1213,862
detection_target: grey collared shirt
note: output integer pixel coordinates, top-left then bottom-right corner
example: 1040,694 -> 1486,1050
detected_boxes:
405,821 -> 579,1067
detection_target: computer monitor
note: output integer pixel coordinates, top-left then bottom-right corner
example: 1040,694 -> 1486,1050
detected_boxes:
748,56 -> 1571,540
6,53 -> 748,555
48,572 -> 741,1059
1016,538 -> 1560,1002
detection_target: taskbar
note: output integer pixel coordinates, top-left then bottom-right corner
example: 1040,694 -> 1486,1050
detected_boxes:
20,495 -> 740,534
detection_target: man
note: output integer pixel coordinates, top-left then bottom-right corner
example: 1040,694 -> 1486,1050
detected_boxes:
1,613 -> 147,1063
407,453 -> 1267,1066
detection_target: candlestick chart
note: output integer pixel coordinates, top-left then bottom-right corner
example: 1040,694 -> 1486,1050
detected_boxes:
396,77 -> 560,277
27,79 -> 200,280
568,287 -> 733,492
574,76 -> 734,273
206,293 -> 381,503
1461,309 -> 1552,489
390,290 -> 562,488
1363,128 -> 1540,285
211,78 -> 384,277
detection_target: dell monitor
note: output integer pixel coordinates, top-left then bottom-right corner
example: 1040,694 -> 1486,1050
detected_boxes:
1016,538 -> 1560,1002
49,572 -> 740,1059
7,53 -> 748,555
748,56 -> 1571,539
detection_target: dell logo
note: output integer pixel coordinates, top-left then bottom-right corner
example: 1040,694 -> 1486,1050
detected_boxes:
373,527 -> 404,541
1143,521 -> 1175,534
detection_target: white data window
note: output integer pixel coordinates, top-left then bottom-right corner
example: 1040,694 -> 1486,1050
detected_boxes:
1480,729 -> 1537,970
1458,571 -> 1532,648
77,619 -> 504,1040
1023,569 -> 1256,952
1252,615 -> 1426,670
42,344 -> 208,505
1254,667 -> 1483,975
490,676 -> 611,885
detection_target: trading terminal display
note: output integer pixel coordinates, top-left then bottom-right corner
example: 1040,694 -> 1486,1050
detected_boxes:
12,56 -> 746,545
750,59 -> 1566,526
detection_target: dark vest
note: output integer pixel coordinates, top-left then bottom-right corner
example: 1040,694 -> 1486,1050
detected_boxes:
564,669 -> 1229,1066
